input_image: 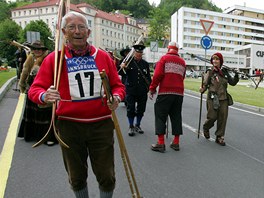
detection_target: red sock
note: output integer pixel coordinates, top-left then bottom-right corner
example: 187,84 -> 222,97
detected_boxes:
173,135 -> 180,144
158,134 -> 165,145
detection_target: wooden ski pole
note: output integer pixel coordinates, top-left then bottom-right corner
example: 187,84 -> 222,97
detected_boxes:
165,116 -> 169,139
197,74 -> 204,139
100,70 -> 143,198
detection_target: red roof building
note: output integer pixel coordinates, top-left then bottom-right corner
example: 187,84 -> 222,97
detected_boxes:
11,0 -> 143,50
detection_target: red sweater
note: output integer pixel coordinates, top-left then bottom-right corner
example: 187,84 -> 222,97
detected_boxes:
149,51 -> 186,96
28,45 -> 125,123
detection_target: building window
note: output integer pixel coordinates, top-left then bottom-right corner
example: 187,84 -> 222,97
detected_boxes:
88,20 -> 92,28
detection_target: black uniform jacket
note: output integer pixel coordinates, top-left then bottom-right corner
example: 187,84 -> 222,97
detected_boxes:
121,58 -> 151,95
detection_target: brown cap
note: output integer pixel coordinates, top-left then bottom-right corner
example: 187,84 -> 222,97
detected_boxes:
28,40 -> 48,50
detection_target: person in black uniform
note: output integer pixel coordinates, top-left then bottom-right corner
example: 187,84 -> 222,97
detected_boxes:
120,41 -> 151,136
15,47 -> 27,80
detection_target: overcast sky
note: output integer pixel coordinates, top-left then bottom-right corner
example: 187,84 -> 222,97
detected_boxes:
148,0 -> 263,10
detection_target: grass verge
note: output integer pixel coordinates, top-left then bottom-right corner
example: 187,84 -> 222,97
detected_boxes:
0,69 -> 16,88
185,77 -> 264,108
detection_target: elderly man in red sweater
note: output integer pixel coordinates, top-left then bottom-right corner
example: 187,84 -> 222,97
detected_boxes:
28,11 -> 125,198
149,41 -> 186,153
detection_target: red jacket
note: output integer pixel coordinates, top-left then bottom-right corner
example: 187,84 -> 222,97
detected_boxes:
149,51 -> 186,96
28,45 -> 125,123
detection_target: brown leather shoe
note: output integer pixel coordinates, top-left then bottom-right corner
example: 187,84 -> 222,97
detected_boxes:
170,143 -> 180,151
203,131 -> 210,139
151,143 -> 165,153
215,136 -> 226,146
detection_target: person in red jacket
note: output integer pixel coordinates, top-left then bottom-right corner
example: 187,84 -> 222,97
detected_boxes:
149,41 -> 186,153
28,11 -> 125,198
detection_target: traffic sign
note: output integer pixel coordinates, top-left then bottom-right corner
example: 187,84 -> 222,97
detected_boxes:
200,19 -> 214,35
201,35 -> 212,50
150,41 -> 158,52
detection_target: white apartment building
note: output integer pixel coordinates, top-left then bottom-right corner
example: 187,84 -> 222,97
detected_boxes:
11,0 -> 142,51
170,6 -> 264,74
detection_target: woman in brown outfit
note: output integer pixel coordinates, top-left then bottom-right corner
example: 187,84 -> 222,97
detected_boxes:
199,52 -> 239,146
18,40 -> 57,145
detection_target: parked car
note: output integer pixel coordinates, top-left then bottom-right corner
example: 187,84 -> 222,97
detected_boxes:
186,70 -> 193,77
191,70 -> 202,78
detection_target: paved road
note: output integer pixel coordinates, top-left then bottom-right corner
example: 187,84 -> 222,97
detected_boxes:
0,81 -> 264,198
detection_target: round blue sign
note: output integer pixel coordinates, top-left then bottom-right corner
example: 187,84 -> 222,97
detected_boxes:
201,35 -> 212,50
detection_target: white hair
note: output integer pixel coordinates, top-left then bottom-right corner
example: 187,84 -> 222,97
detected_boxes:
61,11 -> 89,29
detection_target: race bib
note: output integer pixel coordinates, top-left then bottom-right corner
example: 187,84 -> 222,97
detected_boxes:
66,56 -> 102,101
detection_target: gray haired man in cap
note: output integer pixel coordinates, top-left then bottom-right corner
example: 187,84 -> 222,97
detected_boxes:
120,41 -> 152,136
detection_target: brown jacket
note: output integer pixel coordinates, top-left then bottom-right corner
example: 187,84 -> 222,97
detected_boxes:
19,50 -> 48,93
202,67 -> 239,100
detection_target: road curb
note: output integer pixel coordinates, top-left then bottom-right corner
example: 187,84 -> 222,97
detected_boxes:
0,76 -> 17,102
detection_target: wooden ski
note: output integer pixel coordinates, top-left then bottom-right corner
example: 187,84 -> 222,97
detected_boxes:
33,0 -> 70,148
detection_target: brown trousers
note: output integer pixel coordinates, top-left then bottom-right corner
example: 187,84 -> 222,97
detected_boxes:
203,99 -> 229,137
56,118 -> 115,192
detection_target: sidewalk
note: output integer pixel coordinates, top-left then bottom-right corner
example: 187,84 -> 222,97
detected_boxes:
0,76 -> 17,101
0,77 -> 20,155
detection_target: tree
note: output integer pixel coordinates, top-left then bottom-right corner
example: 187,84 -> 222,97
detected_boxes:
127,0 -> 152,18
0,1 -> 11,21
148,7 -> 170,41
0,19 -> 22,66
158,0 -> 222,16
20,20 -> 54,51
